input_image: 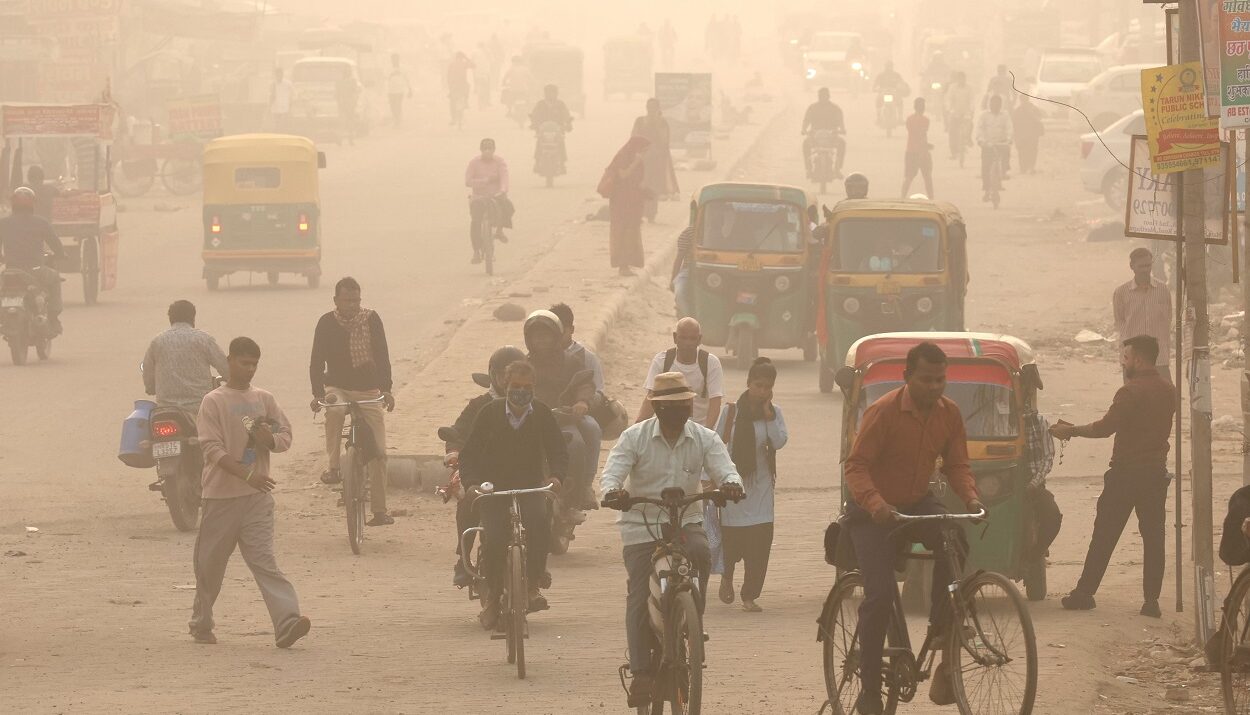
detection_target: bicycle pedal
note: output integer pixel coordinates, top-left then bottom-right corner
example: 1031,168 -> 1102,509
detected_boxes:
490,633 -> 507,640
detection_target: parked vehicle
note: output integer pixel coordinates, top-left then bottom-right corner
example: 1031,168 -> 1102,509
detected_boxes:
1079,109 -> 1143,212
1069,63 -> 1152,131
1026,48 -> 1107,120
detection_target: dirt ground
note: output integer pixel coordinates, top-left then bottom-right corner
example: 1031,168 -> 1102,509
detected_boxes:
3,34 -> 1249,715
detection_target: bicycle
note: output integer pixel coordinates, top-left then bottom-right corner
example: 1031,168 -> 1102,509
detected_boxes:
607,486 -> 741,715
317,394 -> 386,555
817,509 -> 1038,715
1220,565 -> 1250,713
980,143 -> 1009,209
461,481 -> 557,680
469,193 -> 499,276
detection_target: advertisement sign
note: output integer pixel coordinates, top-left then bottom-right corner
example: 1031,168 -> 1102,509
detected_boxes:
1219,1 -> 1250,127
1125,135 -> 1230,244
26,0 -> 122,16
0,104 -> 111,137
166,95 -> 222,141
1198,0 -> 1223,116
655,72 -> 712,155
1141,63 -> 1222,174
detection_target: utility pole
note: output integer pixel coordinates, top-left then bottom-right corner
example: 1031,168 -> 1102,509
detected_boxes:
1244,130 -> 1250,487
1180,0 -> 1216,644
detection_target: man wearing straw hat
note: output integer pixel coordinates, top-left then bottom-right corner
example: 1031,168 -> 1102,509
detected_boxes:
601,371 -> 745,707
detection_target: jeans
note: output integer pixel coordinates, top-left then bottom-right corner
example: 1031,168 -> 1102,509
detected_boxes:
1074,468 -> 1170,603
673,269 -> 693,318
721,522 -> 774,600
481,493 -> 549,595
323,387 -> 388,514
623,524 -> 709,673
846,493 -> 961,695
468,195 -> 516,253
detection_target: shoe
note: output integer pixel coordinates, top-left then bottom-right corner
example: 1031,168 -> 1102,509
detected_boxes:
854,691 -> 884,715
48,317 -> 63,335
367,513 -> 394,526
478,602 -> 499,630
320,469 -> 341,485
618,267 -> 635,277
929,660 -> 957,705
275,615 -> 311,648
628,672 -> 654,708
719,575 -> 735,604
471,251 -> 482,264
581,485 -> 599,511
190,630 -> 216,645
527,588 -> 549,613
495,231 -> 509,244
539,570 -> 553,589
453,561 -> 472,589
1061,590 -> 1097,611
741,599 -> 763,612
1141,600 -> 1162,618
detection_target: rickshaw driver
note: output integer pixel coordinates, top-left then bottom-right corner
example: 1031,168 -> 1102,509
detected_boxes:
465,138 -> 516,264
0,187 -> 65,333
842,341 -> 984,715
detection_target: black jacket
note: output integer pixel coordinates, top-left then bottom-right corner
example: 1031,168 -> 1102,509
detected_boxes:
1220,485 -> 1250,567
309,311 -> 392,396
446,391 -> 494,453
459,399 -> 568,490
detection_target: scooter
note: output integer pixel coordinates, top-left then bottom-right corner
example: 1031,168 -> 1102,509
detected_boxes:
0,267 -> 55,365
808,129 -> 840,194
877,93 -> 900,138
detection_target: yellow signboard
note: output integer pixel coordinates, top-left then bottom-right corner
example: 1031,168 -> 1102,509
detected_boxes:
1141,62 -> 1222,174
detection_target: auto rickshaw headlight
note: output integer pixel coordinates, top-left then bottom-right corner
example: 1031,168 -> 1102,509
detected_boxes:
706,272 -> 723,289
916,296 -> 934,314
842,297 -> 861,314
774,275 -> 791,292
978,473 -> 1004,500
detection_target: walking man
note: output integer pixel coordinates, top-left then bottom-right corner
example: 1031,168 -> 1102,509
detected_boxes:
387,54 -> 413,126
1113,247 -> 1172,385
900,97 -> 934,198
310,277 -> 396,526
636,317 -> 724,429
1051,335 -> 1175,618
190,337 -> 308,648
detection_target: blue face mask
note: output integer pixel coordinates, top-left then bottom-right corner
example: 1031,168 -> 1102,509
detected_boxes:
507,388 -> 533,408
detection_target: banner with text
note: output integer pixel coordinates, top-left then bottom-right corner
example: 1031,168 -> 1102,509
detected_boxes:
1142,63 -> 1222,173
1125,135 -> 1229,244
655,73 -> 712,155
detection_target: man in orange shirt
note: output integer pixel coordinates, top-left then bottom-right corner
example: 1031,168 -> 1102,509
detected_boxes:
843,342 -> 984,714
900,97 -> 934,199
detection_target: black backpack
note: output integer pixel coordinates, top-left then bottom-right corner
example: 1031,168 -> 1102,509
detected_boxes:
662,348 -> 709,398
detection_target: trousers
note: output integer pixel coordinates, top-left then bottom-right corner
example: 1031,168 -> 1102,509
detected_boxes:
721,522 -> 774,601
189,493 -> 301,637
468,195 -> 516,253
623,524 -> 709,673
323,386 -> 388,514
1075,468 -> 1170,603
481,493 -> 549,594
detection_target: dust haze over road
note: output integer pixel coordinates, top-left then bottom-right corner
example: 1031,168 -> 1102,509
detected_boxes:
1,1 -> 1246,713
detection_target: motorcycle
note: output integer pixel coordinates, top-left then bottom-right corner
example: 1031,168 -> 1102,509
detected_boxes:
877,93 -> 901,138
808,129 -> 840,194
0,268 -> 55,365
533,121 -> 567,188
147,406 -> 203,531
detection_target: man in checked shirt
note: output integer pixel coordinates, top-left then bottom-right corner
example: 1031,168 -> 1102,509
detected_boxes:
1113,248 -> 1172,385
142,300 -> 229,412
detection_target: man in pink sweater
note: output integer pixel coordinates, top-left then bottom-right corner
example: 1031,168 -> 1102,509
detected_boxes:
189,336 -> 308,648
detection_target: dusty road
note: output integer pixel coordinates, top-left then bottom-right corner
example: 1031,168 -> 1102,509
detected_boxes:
2,62 -> 1248,714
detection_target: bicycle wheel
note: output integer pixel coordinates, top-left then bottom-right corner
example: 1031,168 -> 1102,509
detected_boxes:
1222,570 -> 1250,713
509,544 -> 528,678
161,157 -> 202,195
343,447 -> 366,555
819,572 -> 901,715
666,590 -> 703,715
948,571 -> 1037,715
481,212 -> 495,276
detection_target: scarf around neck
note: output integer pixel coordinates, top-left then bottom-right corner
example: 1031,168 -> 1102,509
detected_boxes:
730,390 -> 776,485
334,309 -> 374,369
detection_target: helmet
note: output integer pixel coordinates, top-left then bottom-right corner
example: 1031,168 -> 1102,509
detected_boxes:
488,345 -> 526,389
844,172 -> 869,199
10,186 -> 35,212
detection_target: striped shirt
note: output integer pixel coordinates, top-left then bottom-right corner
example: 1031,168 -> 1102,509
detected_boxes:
142,323 -> 229,411
1113,278 -> 1171,365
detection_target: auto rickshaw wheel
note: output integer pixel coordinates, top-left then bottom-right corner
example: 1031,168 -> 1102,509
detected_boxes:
1023,556 -> 1047,601
206,274 -> 220,291
268,272 -> 280,286
307,274 -> 320,289
735,327 -> 757,370
82,241 -> 99,305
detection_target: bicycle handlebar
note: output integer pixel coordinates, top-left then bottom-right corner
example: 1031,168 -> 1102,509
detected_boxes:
472,482 -> 557,499
606,488 -> 741,512
892,508 -> 987,522
316,395 -> 386,409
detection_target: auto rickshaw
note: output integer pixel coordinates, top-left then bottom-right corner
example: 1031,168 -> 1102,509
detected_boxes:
603,37 -> 653,99
1,103 -> 119,305
816,198 -> 968,392
834,332 -> 1048,602
689,183 -> 819,369
201,134 -> 326,290
523,43 -> 585,117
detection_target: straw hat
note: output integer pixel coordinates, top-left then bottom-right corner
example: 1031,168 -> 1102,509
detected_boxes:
650,371 -> 698,401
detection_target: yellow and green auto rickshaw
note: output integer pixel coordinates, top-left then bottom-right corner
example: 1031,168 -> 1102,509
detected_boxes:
834,332 -> 1048,601
690,182 -> 819,369
816,198 -> 968,392
201,134 -> 325,290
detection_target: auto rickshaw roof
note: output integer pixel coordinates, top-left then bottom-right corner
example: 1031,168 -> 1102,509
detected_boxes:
845,332 -> 1034,370
829,198 -> 963,224
204,134 -> 319,163
697,182 -> 811,208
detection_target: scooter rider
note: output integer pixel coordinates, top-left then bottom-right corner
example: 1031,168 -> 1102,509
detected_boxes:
524,310 -> 604,516
529,84 -> 573,171
465,138 -> 516,263
143,300 -> 229,412
801,87 -> 846,179
0,187 -> 65,334
872,61 -> 910,119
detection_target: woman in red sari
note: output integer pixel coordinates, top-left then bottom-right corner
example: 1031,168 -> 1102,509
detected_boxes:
601,135 -> 651,276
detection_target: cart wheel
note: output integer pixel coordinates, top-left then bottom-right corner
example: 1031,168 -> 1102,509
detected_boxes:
206,274 -> 220,291
267,272 -> 280,287
161,158 -> 203,196
307,274 -> 320,289
82,241 -> 99,305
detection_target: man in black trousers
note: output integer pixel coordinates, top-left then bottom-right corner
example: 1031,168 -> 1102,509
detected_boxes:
1050,335 -> 1175,618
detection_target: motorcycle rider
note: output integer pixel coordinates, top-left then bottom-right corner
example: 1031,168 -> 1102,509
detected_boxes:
524,310 -> 604,516
465,138 -> 515,263
0,187 -> 65,334
984,64 -> 1014,110
143,300 -> 229,412
975,94 -> 1014,202
844,172 -> 870,200
444,345 -> 525,588
872,61 -> 910,120
529,84 -> 573,173
801,87 -> 846,179
500,56 -> 534,120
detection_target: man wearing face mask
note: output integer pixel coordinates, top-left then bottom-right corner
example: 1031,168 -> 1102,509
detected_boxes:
458,360 -> 567,627
601,372 -> 745,707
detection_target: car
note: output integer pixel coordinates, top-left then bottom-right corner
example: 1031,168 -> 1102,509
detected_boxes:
1028,48 -> 1107,119
802,31 -> 864,87
1079,109 -> 1143,211
1069,63 -> 1152,131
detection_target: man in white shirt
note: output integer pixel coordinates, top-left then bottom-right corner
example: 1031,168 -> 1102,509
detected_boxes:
270,68 -> 293,131
387,54 -> 413,126
975,94 -> 1014,201
636,317 -> 724,428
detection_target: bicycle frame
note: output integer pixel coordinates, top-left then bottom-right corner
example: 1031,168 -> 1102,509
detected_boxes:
463,482 -> 557,586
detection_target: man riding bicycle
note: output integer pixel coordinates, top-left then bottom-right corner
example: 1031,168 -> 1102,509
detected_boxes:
601,371 -> 744,707
801,87 -> 847,179
842,342 -> 984,715
975,94 -> 1013,203
458,360 -> 567,627
465,138 -> 515,264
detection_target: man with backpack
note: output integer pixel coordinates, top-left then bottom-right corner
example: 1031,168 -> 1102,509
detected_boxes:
635,317 -> 724,429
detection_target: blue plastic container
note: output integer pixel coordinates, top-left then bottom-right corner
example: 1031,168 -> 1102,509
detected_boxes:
119,399 -> 157,468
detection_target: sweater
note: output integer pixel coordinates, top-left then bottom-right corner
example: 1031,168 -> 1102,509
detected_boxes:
309,311 -> 392,397
458,399 -> 568,490
197,385 -> 292,499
